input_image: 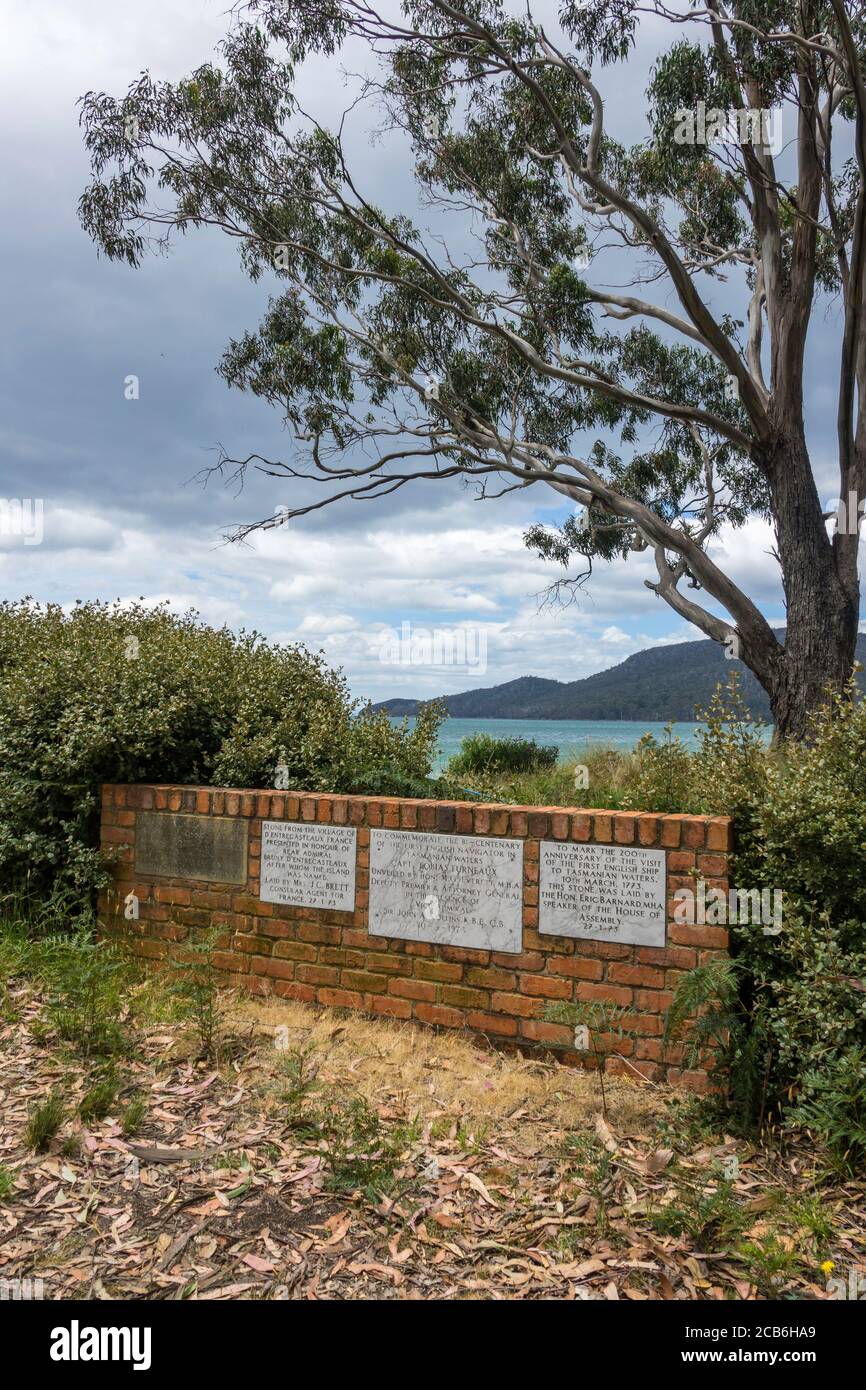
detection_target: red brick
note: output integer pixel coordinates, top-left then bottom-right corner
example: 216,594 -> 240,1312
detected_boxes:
519,974 -> 572,1000
273,980 -> 317,1004
547,957 -> 604,981
592,814 -> 612,842
252,956 -> 294,979
637,815 -> 659,845
490,991 -> 544,1018
414,960 -> 462,983
415,1003 -> 464,1029
636,944 -> 697,969
318,987 -> 363,1010
682,819 -> 706,848
389,977 -> 436,1003
668,923 -> 729,949
660,818 -> 681,848
440,985 -> 489,1009
273,940 -> 318,962
614,816 -> 635,844
574,982 -> 632,1007
465,966 -> 517,990
608,963 -> 665,988
367,994 -> 412,1020
466,1010 -> 518,1037
706,818 -> 732,851
299,922 -> 341,946
667,850 -> 696,872
342,969 -> 389,992
634,988 -> 674,1012
519,1019 -> 572,1047
297,964 -> 340,986
492,950 -> 543,971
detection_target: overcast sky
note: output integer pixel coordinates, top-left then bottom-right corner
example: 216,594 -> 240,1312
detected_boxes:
1,1 -> 860,703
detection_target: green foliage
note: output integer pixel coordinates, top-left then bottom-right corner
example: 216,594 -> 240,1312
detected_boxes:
313,1096 -> 418,1199
447,732 -> 558,777
0,599 -> 444,904
0,1165 -> 14,1200
662,676 -> 866,1160
451,744 -> 633,810
278,1042 -> 320,1126
622,722 -> 695,815
42,925 -> 131,1058
647,1172 -> 747,1248
665,956 -> 773,1132
167,926 -> 224,1061
25,1091 -> 65,1152
545,997 -> 628,1118
78,1062 -> 121,1124
792,1048 -> 866,1172
120,1093 -> 147,1137
756,682 -> 866,923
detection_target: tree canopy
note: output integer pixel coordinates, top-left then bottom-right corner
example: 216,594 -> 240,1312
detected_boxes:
79,1 -> 866,736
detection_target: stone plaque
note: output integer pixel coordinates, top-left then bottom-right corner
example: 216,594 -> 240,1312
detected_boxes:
369,829 -> 523,953
135,812 -> 247,884
259,820 -> 357,912
539,841 -> 666,947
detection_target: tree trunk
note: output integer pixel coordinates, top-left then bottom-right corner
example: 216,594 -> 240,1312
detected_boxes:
758,425 -> 860,741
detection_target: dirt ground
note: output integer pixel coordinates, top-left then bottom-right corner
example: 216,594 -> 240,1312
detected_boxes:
1,982 -> 862,1300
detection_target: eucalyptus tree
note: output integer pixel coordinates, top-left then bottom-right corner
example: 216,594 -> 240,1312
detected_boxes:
79,1 -> 866,738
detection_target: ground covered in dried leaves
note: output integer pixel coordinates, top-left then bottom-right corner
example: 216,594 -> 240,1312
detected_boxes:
1,982 -> 863,1301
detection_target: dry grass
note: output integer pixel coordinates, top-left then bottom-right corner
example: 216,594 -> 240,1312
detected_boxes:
227,994 -> 663,1144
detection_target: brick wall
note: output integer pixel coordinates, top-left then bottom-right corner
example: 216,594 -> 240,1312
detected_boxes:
98,785 -> 732,1089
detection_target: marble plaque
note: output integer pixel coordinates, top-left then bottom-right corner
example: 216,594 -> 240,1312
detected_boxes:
369,829 -> 523,953
260,820 -> 357,912
539,841 -> 666,947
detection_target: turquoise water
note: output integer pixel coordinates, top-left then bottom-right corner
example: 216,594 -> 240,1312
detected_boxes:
391,716 -> 711,774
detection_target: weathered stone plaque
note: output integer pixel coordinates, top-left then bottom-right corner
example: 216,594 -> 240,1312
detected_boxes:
539,842 -> 666,947
259,820 -> 357,912
135,812 -> 247,884
369,829 -> 523,953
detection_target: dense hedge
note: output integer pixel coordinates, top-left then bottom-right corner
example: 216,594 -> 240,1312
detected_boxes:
447,732 -> 558,776
628,678 -> 866,1164
0,599 -> 443,900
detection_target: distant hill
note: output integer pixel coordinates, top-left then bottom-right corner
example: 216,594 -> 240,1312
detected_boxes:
373,633 -> 866,722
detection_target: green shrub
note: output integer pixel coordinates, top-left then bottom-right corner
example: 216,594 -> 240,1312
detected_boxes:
120,1094 -> 147,1136
313,1096 -> 419,1199
663,676 -> 866,1162
41,925 -> 131,1057
0,599 -> 444,903
78,1062 -> 121,1124
622,723 -> 696,814
791,1047 -> 866,1171
168,925 -> 224,1060
447,733 -> 558,777
25,1091 -> 65,1151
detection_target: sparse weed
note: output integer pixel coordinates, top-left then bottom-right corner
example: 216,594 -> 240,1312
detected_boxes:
25,1091 -> 65,1152
121,1094 -> 147,1136
78,1063 -> 121,1124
